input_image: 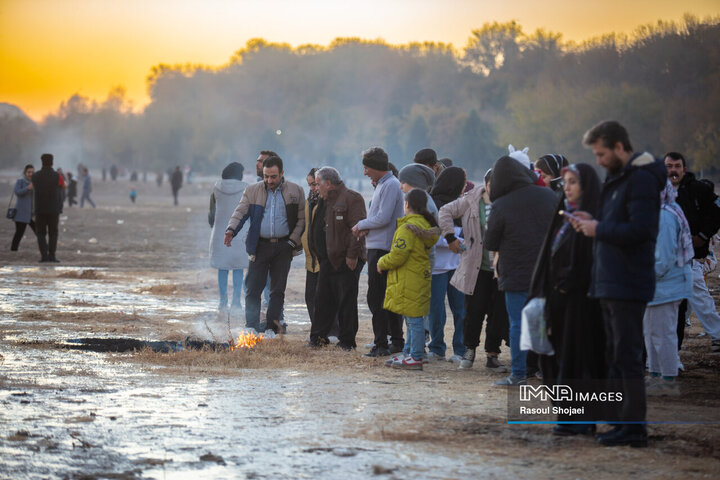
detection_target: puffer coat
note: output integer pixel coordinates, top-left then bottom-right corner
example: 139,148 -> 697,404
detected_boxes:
378,214 -> 440,317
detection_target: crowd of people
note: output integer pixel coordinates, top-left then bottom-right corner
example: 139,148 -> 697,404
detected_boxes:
9,119 -> 720,449
214,120 -> 720,448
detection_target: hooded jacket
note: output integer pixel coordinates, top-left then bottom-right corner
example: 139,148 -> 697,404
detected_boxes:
209,179 -> 249,270
590,152 -> 667,301
484,156 -> 558,292
378,214 -> 440,317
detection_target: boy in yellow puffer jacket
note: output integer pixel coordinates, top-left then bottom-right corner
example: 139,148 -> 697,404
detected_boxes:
378,189 -> 440,370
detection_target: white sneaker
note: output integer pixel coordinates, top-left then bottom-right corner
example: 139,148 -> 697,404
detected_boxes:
364,342 -> 376,349
385,354 -> 406,367
448,354 -> 463,364
426,352 -> 446,362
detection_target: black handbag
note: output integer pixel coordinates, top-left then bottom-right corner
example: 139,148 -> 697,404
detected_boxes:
6,191 -> 16,219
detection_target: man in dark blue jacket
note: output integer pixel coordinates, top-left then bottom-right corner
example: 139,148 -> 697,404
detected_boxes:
572,121 -> 666,448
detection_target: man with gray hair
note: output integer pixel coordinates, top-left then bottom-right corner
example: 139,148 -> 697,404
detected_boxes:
308,167 -> 367,349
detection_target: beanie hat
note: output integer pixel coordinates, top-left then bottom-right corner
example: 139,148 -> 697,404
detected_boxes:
399,163 -> 435,191
508,144 -> 531,170
222,162 -> 245,180
413,148 -> 438,167
361,147 -> 389,171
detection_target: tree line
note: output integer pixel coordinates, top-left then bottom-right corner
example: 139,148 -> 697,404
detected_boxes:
2,14 -> 718,180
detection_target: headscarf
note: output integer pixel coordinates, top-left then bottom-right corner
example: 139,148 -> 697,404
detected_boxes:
221,162 -> 245,180
430,166 -> 466,209
536,154 -> 569,192
551,163 -> 601,254
660,180 -> 694,267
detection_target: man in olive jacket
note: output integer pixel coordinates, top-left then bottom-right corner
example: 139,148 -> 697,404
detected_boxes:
308,167 -> 367,349
32,153 -> 65,262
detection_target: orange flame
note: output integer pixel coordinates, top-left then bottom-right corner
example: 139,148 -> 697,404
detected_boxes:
230,331 -> 263,350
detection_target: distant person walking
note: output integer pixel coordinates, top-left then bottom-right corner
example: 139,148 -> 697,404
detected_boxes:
10,164 -> 36,251
225,155 -> 305,334
80,168 -> 96,208
170,166 -> 183,206
352,147 -> 405,357
209,162 -> 249,313
31,153 -> 64,262
110,164 -> 118,181
66,172 -> 77,207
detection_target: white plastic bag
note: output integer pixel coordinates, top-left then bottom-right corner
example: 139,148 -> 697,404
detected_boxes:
520,297 -> 554,355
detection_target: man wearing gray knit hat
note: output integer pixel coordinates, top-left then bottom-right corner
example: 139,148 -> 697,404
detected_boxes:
398,163 -> 435,193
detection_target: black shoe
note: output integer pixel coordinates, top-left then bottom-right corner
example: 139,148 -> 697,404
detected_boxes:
363,346 -> 390,357
552,424 -> 596,437
388,343 -> 403,354
595,425 -> 622,442
335,343 -> 355,352
597,426 -> 647,448
48,257 -> 60,263
307,337 -> 329,348
39,257 -> 49,263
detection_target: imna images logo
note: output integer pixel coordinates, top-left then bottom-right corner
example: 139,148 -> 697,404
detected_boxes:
520,385 -> 572,402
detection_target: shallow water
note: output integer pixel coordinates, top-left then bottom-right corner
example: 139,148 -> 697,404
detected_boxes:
0,266 -> 503,479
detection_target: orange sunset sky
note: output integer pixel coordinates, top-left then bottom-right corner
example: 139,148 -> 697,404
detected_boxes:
1,0 -> 719,122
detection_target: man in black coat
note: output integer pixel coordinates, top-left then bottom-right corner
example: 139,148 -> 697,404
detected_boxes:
665,152 -> 720,352
572,121 -> 666,448
31,153 -> 64,262
484,155 -> 557,386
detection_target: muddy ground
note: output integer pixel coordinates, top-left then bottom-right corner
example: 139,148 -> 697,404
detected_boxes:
1,173 -> 719,479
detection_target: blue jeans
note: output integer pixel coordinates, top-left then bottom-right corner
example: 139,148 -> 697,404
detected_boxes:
505,291 -> 529,379
402,316 -> 425,360
428,271 -> 466,357
218,269 -> 244,308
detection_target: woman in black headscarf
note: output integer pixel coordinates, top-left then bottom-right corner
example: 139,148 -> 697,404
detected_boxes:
528,163 -> 604,436
536,154 -> 569,193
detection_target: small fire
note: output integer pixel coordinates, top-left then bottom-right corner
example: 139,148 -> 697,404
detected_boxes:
230,331 -> 263,350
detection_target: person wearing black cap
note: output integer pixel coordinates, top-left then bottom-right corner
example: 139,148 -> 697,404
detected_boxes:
31,153 -> 65,262
352,147 -> 405,357
414,148 -> 445,178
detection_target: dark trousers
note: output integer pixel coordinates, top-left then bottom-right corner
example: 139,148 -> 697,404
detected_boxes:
677,299 -> 687,350
12,221 -> 36,251
305,270 -> 318,323
367,248 -> 403,349
600,299 -> 647,429
306,269 -> 339,336
311,259 -> 364,347
245,240 -> 293,332
463,270 -> 507,353
35,213 -> 59,260
172,189 -> 179,205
